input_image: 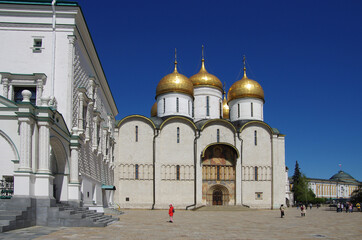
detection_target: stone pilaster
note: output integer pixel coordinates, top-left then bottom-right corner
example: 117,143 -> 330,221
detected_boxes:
235,155 -> 242,205
2,77 -> 9,99
37,122 -> 51,174
18,119 -> 33,171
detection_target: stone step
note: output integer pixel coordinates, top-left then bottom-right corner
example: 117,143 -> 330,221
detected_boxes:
195,205 -> 252,211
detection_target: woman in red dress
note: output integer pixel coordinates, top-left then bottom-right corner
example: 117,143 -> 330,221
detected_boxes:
169,204 -> 174,223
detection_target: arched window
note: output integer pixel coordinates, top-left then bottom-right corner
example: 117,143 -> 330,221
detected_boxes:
238,103 -> 240,118
206,96 -> 210,116
177,127 -> 180,143
135,164 -> 139,180
135,126 -> 138,142
255,166 -> 258,181
176,165 -> 180,180
176,97 -> 179,112
251,102 -> 253,117
254,130 -> 257,146
217,129 -> 220,143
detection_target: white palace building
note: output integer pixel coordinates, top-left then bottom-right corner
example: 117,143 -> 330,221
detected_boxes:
0,0 -> 287,229
0,0 -> 117,226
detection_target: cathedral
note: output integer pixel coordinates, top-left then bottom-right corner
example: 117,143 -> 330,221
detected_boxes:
114,54 -> 287,209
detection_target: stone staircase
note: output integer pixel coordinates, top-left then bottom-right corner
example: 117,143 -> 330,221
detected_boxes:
47,203 -> 119,227
0,199 -> 119,232
0,198 -> 35,232
194,205 -> 252,211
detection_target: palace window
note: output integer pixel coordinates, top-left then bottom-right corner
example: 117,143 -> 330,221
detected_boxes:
255,167 -> 258,181
163,98 -> 166,113
82,105 -> 87,130
254,130 -> 257,146
176,97 -> 179,112
206,96 -> 210,116
135,164 -> 139,180
177,127 -> 180,143
135,126 -> 138,142
14,86 -> 36,105
176,165 -> 180,180
217,166 -> 220,180
251,102 -> 253,117
238,103 -> 240,118
217,129 -> 220,143
32,38 -> 43,53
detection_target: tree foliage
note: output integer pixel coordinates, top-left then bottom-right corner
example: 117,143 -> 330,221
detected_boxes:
350,187 -> 362,204
292,174 -> 315,203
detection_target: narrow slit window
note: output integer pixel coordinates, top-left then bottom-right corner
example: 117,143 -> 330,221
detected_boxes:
176,97 -> 179,112
254,130 -> 257,146
255,167 -> 258,181
188,100 -> 190,115
217,166 -> 220,180
177,127 -> 180,143
206,96 -> 210,116
135,164 -> 139,180
219,101 -> 222,118
176,165 -> 180,180
251,102 -> 253,117
192,102 -> 194,117
135,126 -> 138,142
163,98 -> 166,113
217,129 -> 220,143
238,103 -> 240,118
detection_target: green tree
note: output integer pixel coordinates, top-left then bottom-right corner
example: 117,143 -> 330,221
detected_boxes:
350,187 -> 362,204
292,161 -> 301,192
291,161 -> 315,204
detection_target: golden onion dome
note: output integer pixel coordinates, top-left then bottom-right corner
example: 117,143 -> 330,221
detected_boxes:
189,59 -> 223,92
151,102 -> 157,117
227,68 -> 264,103
222,95 -> 229,119
156,61 -> 193,98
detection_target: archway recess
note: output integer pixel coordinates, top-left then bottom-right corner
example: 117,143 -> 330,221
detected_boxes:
201,144 -> 238,206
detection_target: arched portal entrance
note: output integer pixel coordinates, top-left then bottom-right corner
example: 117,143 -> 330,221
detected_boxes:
50,137 -> 69,203
201,144 -> 238,206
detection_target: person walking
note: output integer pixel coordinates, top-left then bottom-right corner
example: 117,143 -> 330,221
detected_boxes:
356,202 -> 360,212
301,204 -> 306,217
309,203 -> 312,210
280,204 -> 286,218
349,203 -> 353,213
168,204 -> 174,223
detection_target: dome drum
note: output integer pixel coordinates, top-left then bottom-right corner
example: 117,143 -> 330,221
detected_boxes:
156,92 -> 193,118
229,98 -> 263,122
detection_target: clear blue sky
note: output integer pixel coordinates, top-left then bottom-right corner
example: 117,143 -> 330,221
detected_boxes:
77,0 -> 362,181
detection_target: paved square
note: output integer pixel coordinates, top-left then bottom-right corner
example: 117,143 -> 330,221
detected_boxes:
0,207 -> 361,239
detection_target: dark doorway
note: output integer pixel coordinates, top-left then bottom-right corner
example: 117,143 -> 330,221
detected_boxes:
213,190 -> 223,205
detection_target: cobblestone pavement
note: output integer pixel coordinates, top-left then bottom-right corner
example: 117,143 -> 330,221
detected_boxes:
0,207 -> 361,240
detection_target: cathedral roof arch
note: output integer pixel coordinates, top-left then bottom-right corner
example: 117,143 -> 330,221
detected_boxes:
239,120 -> 281,136
201,142 -> 240,159
117,115 -> 156,129
159,116 -> 197,131
199,119 -> 237,132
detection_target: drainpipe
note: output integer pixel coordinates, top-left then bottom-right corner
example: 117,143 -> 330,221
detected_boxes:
151,129 -> 159,209
51,0 -> 57,97
237,132 -> 243,206
186,130 -> 200,210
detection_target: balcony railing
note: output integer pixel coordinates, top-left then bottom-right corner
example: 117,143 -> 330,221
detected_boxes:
0,180 -> 13,199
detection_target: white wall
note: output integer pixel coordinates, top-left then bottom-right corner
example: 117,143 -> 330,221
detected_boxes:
156,92 -> 193,118
193,87 -> 222,121
229,98 -> 263,122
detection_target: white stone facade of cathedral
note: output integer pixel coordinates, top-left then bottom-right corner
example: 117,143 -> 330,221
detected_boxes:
0,1 -> 117,222
115,58 -> 287,209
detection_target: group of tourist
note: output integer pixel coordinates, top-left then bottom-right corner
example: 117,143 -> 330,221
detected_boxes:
336,202 -> 360,213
